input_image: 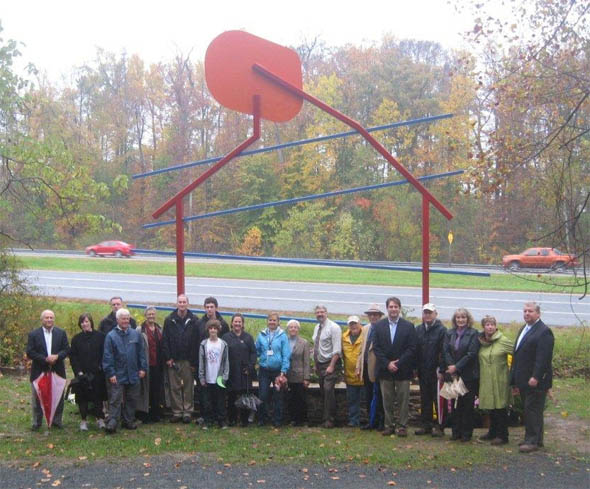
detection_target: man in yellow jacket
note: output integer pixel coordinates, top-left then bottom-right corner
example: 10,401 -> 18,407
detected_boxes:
342,316 -> 364,427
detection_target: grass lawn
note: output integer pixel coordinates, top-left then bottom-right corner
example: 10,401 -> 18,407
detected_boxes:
0,375 -> 513,467
18,255 -> 589,294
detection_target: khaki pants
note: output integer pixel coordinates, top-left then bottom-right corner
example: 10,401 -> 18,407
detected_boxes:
316,361 -> 338,424
379,378 -> 410,429
168,360 -> 194,417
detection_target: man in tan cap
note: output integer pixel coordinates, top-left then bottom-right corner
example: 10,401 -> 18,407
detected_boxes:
358,304 -> 385,430
415,303 -> 447,436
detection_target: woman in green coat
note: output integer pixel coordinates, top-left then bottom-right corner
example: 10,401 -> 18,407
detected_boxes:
478,315 -> 513,445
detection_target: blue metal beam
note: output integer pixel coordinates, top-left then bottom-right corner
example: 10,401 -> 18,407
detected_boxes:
144,169 -> 463,229
132,113 -> 453,180
131,249 -> 490,277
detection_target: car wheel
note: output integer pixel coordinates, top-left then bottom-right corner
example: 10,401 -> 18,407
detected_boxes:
89,250 -> 96,257
553,261 -> 566,271
115,250 -> 123,258
508,261 -> 521,271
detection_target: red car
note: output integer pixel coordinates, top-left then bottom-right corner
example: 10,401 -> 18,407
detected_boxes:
502,247 -> 578,270
85,240 -> 134,258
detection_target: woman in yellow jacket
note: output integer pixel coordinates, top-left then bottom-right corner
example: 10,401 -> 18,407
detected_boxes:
342,316 -> 364,427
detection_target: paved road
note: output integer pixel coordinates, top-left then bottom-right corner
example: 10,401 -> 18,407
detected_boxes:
24,270 -> 590,326
1,453 -> 588,489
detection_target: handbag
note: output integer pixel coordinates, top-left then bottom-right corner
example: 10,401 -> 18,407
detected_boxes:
440,376 -> 469,400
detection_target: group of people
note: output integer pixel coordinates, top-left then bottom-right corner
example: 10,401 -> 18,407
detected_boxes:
26,295 -> 554,453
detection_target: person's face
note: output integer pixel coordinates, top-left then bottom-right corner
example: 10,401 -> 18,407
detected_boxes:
177,296 -> 188,312
348,321 -> 361,335
41,312 -> 55,329
523,305 -> 540,325
315,308 -> 327,323
232,316 -> 243,334
205,302 -> 217,319
81,317 -> 92,332
483,321 -> 497,337
145,310 -> 157,324
366,312 -> 382,325
110,298 -> 123,312
208,326 -> 219,339
455,312 -> 468,329
422,310 -> 437,324
117,314 -> 131,330
287,323 -> 299,337
387,301 -> 401,321
267,316 -> 279,330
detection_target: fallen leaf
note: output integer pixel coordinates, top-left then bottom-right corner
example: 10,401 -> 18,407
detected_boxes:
47,444 -> 55,449
224,463 -> 231,468
32,462 -> 40,468
248,460 -> 256,466
301,468 -> 308,473
78,456 -> 88,461
359,474 -> 366,478
143,473 -> 150,477
51,481 -> 61,487
387,481 -> 396,486
256,480 -> 265,484
154,438 -> 161,446
143,463 -> 152,468
330,476 -> 340,480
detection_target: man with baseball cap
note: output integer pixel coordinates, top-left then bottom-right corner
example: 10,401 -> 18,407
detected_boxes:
358,304 -> 385,430
415,303 -> 447,436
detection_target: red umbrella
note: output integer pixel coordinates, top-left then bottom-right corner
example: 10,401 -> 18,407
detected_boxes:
32,370 -> 66,427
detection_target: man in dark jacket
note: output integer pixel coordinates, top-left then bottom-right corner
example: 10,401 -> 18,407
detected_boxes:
26,310 -> 70,430
102,308 -> 147,433
162,294 -> 199,423
510,302 -> 554,453
197,297 -> 229,344
414,303 -> 447,436
99,296 -> 137,334
372,297 -> 417,437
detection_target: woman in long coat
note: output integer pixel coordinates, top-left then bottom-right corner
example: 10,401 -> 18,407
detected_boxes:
222,313 -> 257,426
478,315 -> 513,445
70,313 -> 107,431
137,306 -> 164,423
443,308 -> 480,442
285,319 -> 310,426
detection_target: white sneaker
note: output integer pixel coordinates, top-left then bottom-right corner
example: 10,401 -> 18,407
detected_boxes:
80,420 -> 89,431
97,419 -> 106,429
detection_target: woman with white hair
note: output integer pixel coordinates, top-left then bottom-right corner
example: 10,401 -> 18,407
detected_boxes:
286,319 -> 310,426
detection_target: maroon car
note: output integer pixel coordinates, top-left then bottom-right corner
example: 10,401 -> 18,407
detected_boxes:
85,240 -> 134,258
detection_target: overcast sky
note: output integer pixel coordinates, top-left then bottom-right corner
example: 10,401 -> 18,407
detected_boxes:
1,0 -> 481,83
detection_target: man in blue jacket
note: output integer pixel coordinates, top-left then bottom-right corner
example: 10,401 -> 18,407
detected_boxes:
102,308 -> 147,433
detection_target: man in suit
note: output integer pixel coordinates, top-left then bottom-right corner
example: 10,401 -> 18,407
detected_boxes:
510,301 -> 554,453
373,297 -> 417,437
26,310 -> 70,430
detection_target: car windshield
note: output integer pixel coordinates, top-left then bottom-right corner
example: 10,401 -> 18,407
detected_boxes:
553,249 -> 564,255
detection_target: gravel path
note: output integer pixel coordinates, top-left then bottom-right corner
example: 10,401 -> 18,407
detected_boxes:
2,451 -> 588,489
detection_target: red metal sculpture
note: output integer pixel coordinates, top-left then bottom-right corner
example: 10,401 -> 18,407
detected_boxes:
152,30 -> 453,303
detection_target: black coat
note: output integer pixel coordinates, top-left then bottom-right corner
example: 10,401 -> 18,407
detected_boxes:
70,330 -> 106,375
442,327 -> 480,382
26,326 -> 70,381
198,312 -> 230,345
372,317 -> 417,381
162,309 -> 199,367
222,331 -> 257,391
415,319 -> 447,378
99,311 -> 137,335
510,319 -> 554,391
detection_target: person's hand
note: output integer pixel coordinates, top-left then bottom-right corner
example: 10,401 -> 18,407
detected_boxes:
303,380 -> 309,388
437,373 -> 444,382
388,360 -> 399,373
138,370 -> 146,379
326,365 -> 334,375
446,365 -> 457,375
109,376 -> 117,385
190,366 -> 196,373
512,386 -> 519,396
200,379 -> 206,387
166,359 -> 174,368
528,377 -> 538,388
46,354 -> 58,365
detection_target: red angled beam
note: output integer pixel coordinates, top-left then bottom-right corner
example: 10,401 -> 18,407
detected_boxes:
252,63 -> 453,221
152,95 -> 261,295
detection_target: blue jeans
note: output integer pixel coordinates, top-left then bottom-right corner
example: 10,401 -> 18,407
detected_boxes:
346,385 -> 362,426
258,368 -> 282,425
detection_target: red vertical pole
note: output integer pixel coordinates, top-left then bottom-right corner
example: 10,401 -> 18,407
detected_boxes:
422,195 -> 430,305
176,199 -> 185,296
